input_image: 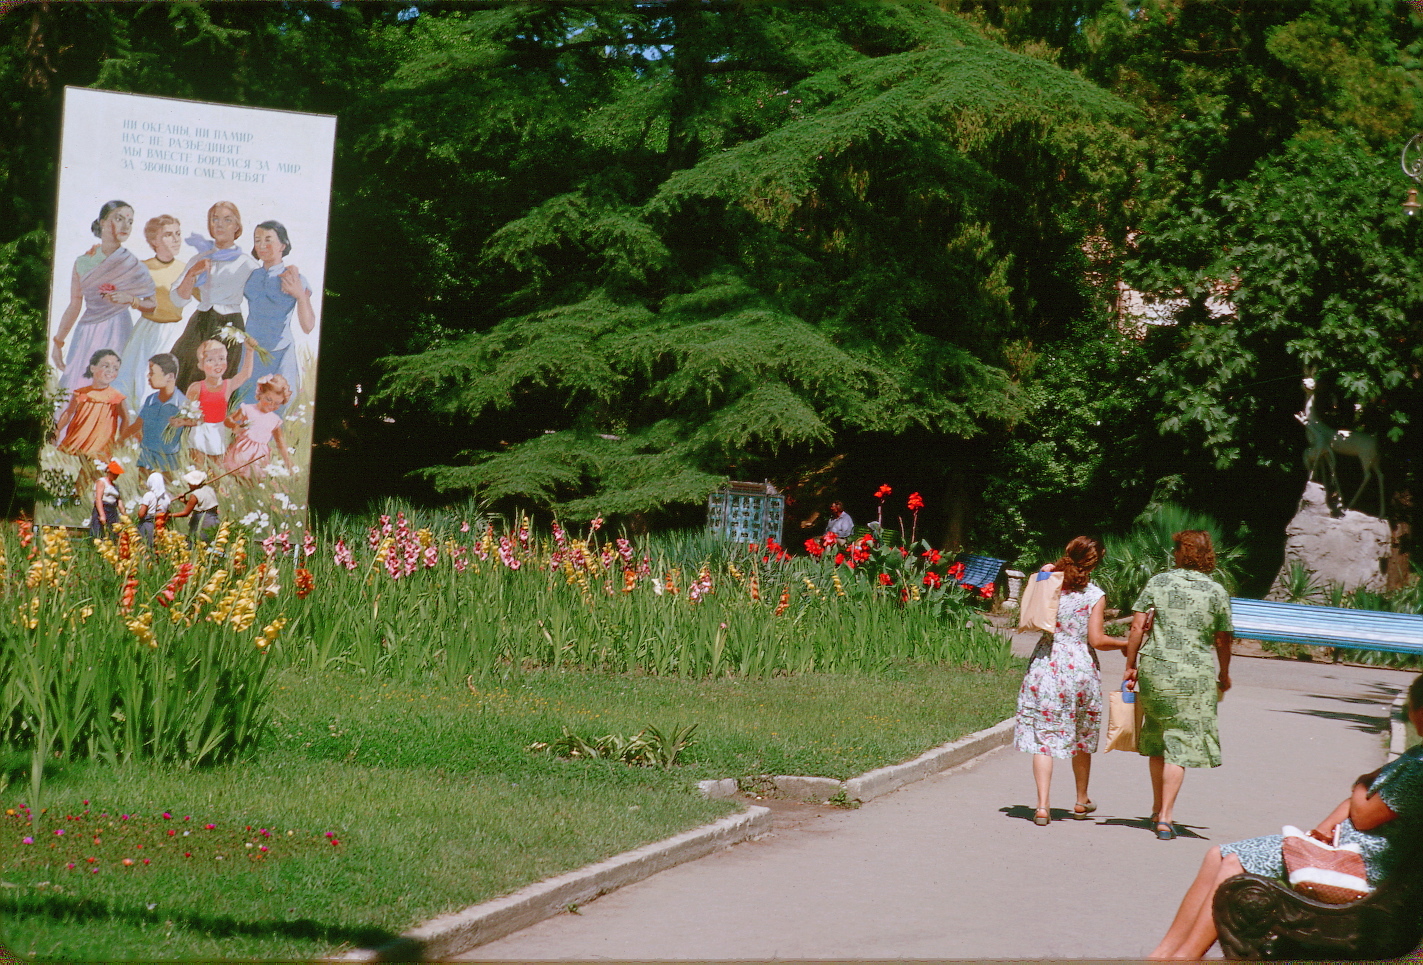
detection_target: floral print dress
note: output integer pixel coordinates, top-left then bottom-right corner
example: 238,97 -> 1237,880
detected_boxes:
1014,582 -> 1104,758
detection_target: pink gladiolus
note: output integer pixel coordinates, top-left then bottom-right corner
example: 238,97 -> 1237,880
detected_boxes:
616,537 -> 633,563
423,545 -> 438,569
367,527 -> 381,552
590,516 -> 603,532
460,520 -> 470,533
261,533 -> 278,558
384,544 -> 403,579
334,538 -> 356,570
276,531 -> 292,556
303,531 -> 316,557
551,520 -> 567,548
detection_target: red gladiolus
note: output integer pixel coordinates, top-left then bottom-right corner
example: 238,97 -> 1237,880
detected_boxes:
907,492 -> 924,512
157,561 -> 195,607
295,567 -> 314,599
775,587 -> 790,616
119,576 -> 138,613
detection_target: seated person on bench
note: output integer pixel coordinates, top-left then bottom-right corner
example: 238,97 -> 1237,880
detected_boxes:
1149,672 -> 1423,961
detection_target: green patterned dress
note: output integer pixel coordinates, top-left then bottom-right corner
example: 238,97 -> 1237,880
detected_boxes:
1132,568 -> 1233,768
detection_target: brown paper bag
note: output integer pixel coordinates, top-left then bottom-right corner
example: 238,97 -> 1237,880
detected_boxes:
1104,683 -> 1142,753
1016,569 -> 1063,633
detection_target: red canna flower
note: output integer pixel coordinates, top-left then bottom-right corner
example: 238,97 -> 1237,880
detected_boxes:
804,538 -> 824,558
923,572 -> 942,589
878,573 -> 892,586
979,582 -> 995,599
833,552 -> 845,565
907,492 -> 924,512
874,484 -> 892,499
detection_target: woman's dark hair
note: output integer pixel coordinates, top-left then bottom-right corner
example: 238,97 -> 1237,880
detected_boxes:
85,348 -> 119,378
91,200 -> 131,238
251,220 -> 292,260
1409,674 -> 1423,713
1173,530 -> 1216,573
1053,535 -> 1104,593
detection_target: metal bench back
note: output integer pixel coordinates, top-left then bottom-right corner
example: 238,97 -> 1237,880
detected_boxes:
1230,598 -> 1423,655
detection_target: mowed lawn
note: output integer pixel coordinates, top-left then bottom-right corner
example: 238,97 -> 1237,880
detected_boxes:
0,660 -> 1022,961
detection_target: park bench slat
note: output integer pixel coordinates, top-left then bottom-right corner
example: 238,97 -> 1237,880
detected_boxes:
1230,598 -> 1423,655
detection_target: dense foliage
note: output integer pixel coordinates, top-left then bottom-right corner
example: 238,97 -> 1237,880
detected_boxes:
2,0 -> 1421,582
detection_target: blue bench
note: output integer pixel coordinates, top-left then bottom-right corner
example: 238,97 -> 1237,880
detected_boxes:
1229,598 -> 1423,656
956,554 -> 1006,592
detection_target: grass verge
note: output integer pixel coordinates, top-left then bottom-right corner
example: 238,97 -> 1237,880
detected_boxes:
1,660 -> 1021,961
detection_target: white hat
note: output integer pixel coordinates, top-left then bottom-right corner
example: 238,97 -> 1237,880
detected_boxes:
182,469 -> 207,487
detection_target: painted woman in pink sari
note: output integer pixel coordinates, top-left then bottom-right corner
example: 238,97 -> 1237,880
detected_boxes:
49,200 -> 157,397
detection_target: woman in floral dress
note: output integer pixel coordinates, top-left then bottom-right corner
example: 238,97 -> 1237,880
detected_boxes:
1014,536 -> 1127,825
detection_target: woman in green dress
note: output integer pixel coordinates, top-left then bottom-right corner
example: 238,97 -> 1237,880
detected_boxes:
1124,530 -> 1234,841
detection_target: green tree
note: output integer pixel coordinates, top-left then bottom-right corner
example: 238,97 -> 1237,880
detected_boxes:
376,0 -> 1139,517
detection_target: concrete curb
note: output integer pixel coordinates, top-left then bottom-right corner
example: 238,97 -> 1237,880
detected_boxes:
333,805 -> 772,963
845,718 -> 1014,803
336,717 -> 1013,960
698,718 -> 1015,804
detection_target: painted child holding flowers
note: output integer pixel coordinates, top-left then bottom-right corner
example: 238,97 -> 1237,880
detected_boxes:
223,373 -> 295,480
172,337 -> 255,474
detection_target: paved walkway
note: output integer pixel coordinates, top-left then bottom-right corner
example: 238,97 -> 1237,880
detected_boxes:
460,642 -> 1414,961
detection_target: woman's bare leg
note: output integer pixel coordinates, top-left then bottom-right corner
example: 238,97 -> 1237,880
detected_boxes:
1071,751 -> 1092,806
1032,754 -> 1053,814
1158,761 -> 1185,825
1149,846 -> 1223,958
1165,851 -> 1244,959
1149,755 -> 1164,817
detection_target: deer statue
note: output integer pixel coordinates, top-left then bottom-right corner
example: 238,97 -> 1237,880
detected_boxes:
1297,377 -> 1386,517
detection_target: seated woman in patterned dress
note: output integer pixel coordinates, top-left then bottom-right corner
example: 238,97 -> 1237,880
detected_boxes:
1013,535 -> 1127,825
1148,672 -> 1423,960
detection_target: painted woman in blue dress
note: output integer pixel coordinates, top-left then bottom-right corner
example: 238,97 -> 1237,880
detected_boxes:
238,220 -> 315,406
1148,672 -> 1423,959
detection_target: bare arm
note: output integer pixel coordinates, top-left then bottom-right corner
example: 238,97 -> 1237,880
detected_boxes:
1214,630 -> 1233,693
168,493 -> 197,520
1123,610 -> 1149,685
93,477 -> 107,520
271,424 -> 294,471
51,269 -> 84,368
233,336 -> 257,387
1087,596 -> 1128,651
175,258 -> 208,301
1349,776 -> 1398,832
53,395 -> 78,442
282,266 -> 316,334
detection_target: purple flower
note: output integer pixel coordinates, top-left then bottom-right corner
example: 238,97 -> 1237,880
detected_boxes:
21,837 -> 33,845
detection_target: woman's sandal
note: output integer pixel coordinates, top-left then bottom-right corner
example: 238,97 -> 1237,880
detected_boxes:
1155,821 -> 1176,841
1033,809 -> 1051,826
1071,801 -> 1097,820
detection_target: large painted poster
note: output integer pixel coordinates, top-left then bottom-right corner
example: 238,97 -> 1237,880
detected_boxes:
40,88 -> 335,537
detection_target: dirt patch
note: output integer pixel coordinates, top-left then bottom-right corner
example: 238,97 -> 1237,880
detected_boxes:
736,793 -> 847,833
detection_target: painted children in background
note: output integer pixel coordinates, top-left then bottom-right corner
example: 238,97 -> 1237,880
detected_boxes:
55,348 -> 129,460
134,470 -> 171,545
174,337 -> 254,474
116,215 -> 188,407
121,352 -> 186,474
224,373 -> 295,479
53,348 -> 129,503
